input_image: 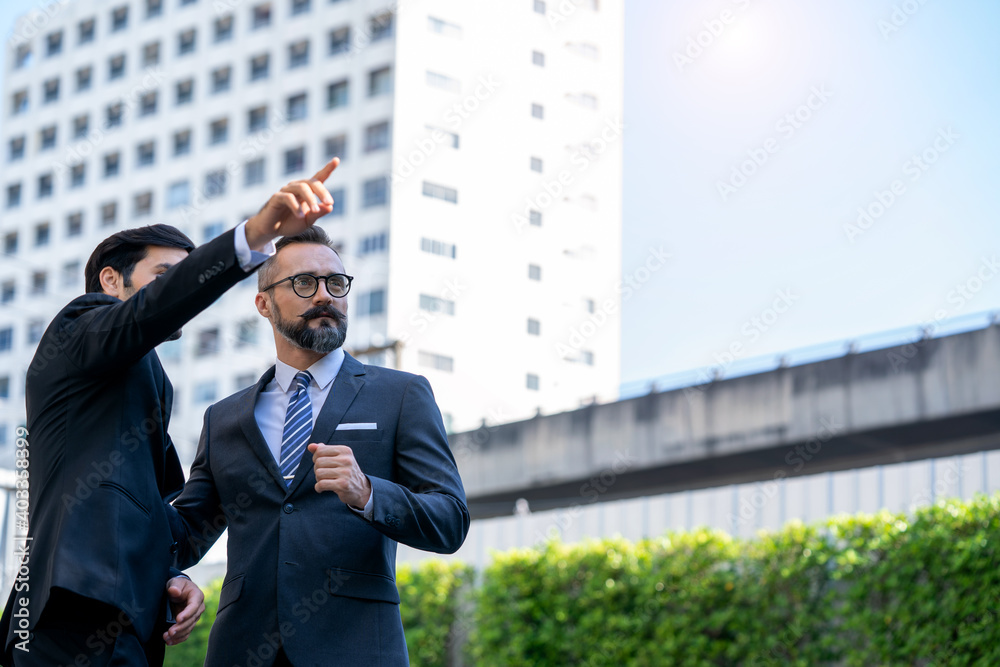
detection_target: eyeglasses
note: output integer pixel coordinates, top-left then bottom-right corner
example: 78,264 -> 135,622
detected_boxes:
262,273 -> 354,298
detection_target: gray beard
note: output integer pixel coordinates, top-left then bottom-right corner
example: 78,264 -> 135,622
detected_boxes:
274,304 -> 347,354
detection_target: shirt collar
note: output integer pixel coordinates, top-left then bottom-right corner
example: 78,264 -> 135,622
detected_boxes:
274,347 -> 345,392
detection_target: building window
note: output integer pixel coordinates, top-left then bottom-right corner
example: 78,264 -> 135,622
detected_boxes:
37,174 -> 54,200
35,223 -> 50,247
250,53 -> 270,81
167,181 -> 190,209
0,375 -> 9,398
287,93 -> 308,121
426,125 -> 460,149
362,177 -> 388,208
426,71 -> 460,93
8,136 -> 25,161
173,130 -> 192,156
532,50 -> 546,67
324,134 -> 347,161
43,78 -> 60,104
364,122 -> 390,153
214,15 -> 234,42
358,289 -> 386,316
193,380 -> 217,403
534,0 -> 546,14
291,0 -> 311,15
253,3 -> 272,29
526,373 -> 540,390
6,183 -> 22,208
195,328 -> 220,357
419,294 -> 455,315
204,170 -> 228,198
66,212 -> 84,237
202,221 -> 225,243
328,188 -> 345,217
143,41 -> 161,67
70,163 -> 86,188
103,152 -> 121,178
62,260 -> 81,288
284,147 -> 306,174
422,181 -> 458,204
3,232 -> 17,255
178,29 -> 197,55
109,54 -> 126,80
209,118 -> 229,145
236,319 -> 258,348
428,16 -> 462,38
418,351 -> 453,373
101,202 -> 118,227
31,271 -> 47,295
0,329 -> 12,353
0,282 -> 13,304
245,158 -> 266,186
234,374 -> 256,389
327,80 -> 349,109
359,233 -> 388,256
111,5 -> 129,31
581,350 -> 595,366
134,191 -> 153,217
39,125 -> 57,151
527,318 -> 541,336
140,92 -> 158,116
368,67 -> 393,97
176,79 -> 194,105
11,90 -> 29,115
106,103 -> 123,129
568,92 -> 599,109
329,26 -> 351,55
420,237 -> 457,259
212,66 -> 232,93
532,103 -> 544,119
528,264 -> 542,281
288,40 -> 309,69
146,0 -> 164,19
47,31 -> 63,57
28,320 -> 45,345
530,156 -> 543,173
14,44 -> 31,69
248,106 -> 268,133
369,12 -> 395,42
76,67 -> 93,92
530,210 -> 542,226
137,141 -> 155,167
72,115 -> 89,140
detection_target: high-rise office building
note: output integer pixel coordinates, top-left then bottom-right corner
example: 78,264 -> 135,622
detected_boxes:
0,0 -> 623,459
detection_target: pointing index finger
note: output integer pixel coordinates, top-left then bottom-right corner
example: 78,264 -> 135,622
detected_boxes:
311,157 -> 340,183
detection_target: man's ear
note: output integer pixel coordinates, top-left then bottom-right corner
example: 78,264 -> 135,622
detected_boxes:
99,266 -> 124,299
255,292 -> 272,319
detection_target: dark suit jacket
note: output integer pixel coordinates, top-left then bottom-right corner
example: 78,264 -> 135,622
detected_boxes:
168,354 -> 470,667
1,229 -> 252,655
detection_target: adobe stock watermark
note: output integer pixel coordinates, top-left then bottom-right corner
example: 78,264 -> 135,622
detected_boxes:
555,246 -> 670,360
391,75 -> 501,186
877,0 -> 933,39
542,0 -> 601,29
716,85 -> 832,202
673,0 -> 755,71
6,0 -> 72,47
511,116 -> 625,234
843,126 -> 958,242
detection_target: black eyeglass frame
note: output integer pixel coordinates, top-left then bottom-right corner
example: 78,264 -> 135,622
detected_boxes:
261,273 -> 354,298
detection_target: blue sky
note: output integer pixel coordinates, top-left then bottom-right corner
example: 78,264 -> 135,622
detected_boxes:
4,0 -> 999,391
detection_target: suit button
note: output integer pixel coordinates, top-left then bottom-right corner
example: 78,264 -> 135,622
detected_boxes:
386,514 -> 399,527
283,503 -> 294,514
169,541 -> 178,554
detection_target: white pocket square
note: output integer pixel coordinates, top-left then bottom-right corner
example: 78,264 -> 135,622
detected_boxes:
336,422 -> 377,430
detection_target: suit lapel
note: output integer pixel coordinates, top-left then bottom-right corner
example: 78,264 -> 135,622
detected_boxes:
286,354 -> 367,497
239,366 -> 288,490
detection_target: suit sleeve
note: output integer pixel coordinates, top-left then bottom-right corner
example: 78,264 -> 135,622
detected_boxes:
366,375 -> 470,554
166,406 -> 228,569
66,228 -> 252,374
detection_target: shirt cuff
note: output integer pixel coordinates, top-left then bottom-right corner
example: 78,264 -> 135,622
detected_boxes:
234,220 -> 275,272
348,480 -> 374,522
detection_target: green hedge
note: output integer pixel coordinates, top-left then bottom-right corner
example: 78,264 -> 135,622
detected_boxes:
163,494 -> 1000,666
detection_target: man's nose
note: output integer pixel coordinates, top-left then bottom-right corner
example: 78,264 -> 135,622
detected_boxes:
312,280 -> 336,303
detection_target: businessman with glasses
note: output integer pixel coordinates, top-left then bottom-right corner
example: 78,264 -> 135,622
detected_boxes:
167,226 -> 469,666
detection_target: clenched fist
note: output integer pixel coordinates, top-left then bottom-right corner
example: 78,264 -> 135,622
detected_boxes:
307,443 -> 371,509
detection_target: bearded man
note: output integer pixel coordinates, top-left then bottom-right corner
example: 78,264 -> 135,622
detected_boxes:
167,226 -> 469,667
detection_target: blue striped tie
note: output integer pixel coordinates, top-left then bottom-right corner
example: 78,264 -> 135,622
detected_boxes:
279,371 -> 313,484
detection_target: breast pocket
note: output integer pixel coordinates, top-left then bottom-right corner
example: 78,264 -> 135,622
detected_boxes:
329,429 -> 386,476
330,428 -> 383,445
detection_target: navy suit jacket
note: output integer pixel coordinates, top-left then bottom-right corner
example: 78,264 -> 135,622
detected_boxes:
1,229 -> 252,657
168,354 -> 469,667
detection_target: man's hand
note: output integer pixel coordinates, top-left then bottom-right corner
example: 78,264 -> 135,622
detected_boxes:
163,577 -> 206,646
307,443 -> 372,509
245,157 -> 340,250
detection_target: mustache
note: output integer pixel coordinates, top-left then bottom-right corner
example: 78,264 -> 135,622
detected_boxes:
300,305 -> 346,323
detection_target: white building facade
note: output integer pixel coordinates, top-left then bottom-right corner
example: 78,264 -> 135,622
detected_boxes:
0,0 -> 624,460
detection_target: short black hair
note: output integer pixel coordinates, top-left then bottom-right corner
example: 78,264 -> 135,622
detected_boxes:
257,226 -> 341,291
85,224 -> 195,294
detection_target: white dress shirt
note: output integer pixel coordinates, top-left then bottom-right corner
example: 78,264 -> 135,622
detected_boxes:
233,220 -> 275,271
253,348 -> 374,520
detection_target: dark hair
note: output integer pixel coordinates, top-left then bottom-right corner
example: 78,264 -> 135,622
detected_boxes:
85,224 -> 195,293
257,226 -> 341,291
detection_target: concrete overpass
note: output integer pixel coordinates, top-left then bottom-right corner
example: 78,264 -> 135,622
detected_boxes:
453,322 -> 1000,518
